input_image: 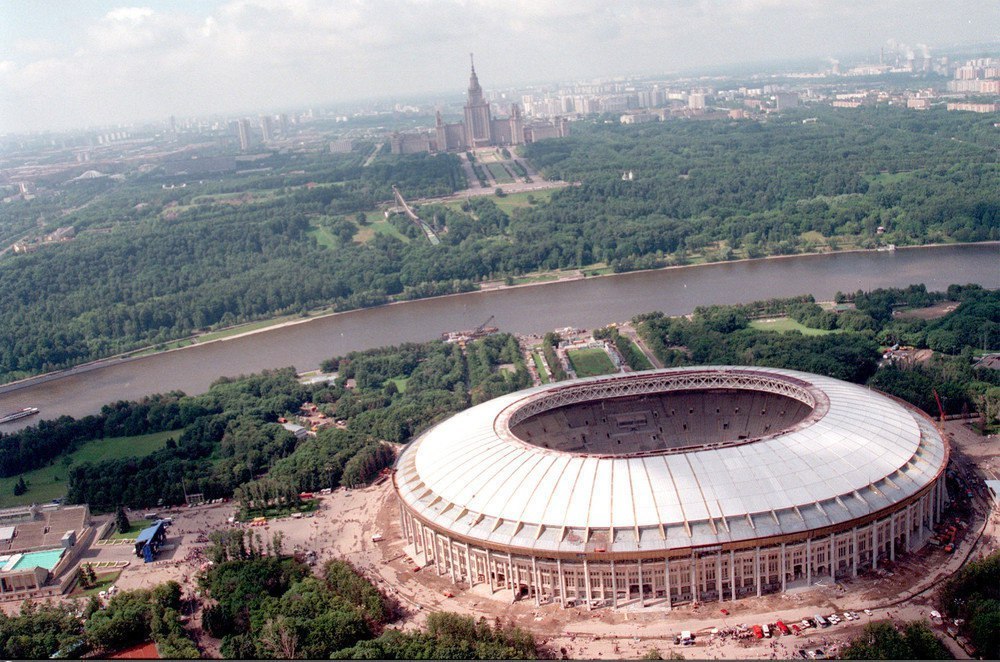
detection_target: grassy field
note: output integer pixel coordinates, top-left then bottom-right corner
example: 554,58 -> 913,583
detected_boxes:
387,376 -> 409,393
441,188 -> 555,215
239,499 -> 317,521
486,163 -> 514,184
511,273 -> 560,285
307,223 -> 340,249
354,217 -> 410,244
531,352 -> 550,384
567,347 -> 618,377
749,317 -> 841,336
70,569 -> 122,597
109,519 -> 153,540
0,429 -> 183,508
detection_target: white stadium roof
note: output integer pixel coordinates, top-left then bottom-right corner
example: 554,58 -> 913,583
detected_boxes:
395,366 -> 947,555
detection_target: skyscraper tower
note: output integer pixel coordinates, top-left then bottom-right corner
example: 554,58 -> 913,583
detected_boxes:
237,118 -> 251,151
463,53 -> 493,148
260,114 -> 274,142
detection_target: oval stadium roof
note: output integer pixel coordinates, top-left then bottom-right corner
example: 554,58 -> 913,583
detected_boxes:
394,366 -> 947,555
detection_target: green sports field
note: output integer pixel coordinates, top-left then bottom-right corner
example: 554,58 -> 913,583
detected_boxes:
567,347 -> 618,377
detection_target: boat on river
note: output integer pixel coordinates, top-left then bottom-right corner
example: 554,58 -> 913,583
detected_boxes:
0,407 -> 39,424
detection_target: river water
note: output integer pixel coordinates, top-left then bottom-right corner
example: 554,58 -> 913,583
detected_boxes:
1,243 -> 997,428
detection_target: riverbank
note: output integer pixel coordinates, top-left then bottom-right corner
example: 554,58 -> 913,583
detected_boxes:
0,241 -> 995,429
179,239 -> 1000,346
0,240 -> 995,398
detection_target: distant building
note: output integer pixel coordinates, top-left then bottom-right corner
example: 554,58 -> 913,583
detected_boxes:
463,55 -> 493,148
435,111 -> 467,152
688,93 -> 706,110
390,55 -> 568,155
281,422 -> 309,440
946,102 -> 999,113
44,226 -> 75,242
620,112 -> 657,124
237,119 -> 252,151
389,132 -> 433,155
775,92 -> 799,111
260,115 -> 274,142
329,139 -> 354,154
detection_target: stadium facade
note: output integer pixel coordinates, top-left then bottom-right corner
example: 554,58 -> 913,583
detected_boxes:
393,367 -> 949,608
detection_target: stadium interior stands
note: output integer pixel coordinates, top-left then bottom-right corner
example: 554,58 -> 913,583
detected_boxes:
510,389 -> 813,455
0,506 -> 88,553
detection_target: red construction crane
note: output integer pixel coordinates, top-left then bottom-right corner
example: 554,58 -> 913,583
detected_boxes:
932,388 -> 945,423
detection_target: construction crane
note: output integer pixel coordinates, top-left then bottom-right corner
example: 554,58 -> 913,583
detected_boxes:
932,388 -> 946,423
474,315 -> 496,335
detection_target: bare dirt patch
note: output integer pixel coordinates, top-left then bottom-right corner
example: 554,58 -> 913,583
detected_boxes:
894,301 -> 960,320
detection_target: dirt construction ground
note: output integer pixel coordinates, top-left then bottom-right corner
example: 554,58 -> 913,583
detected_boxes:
11,419 -> 998,659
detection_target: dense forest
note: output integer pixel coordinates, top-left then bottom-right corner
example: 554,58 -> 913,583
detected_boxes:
635,285 -> 1000,421
0,106 -> 996,382
0,333 -> 530,511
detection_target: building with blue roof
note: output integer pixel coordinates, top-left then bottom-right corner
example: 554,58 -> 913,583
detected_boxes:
134,521 -> 167,562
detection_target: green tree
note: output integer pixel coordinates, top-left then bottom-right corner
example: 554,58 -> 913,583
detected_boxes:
82,563 -> 98,588
0,602 -> 86,659
841,621 -> 950,660
115,507 -> 130,534
12,476 -> 26,496
939,551 -> 1000,658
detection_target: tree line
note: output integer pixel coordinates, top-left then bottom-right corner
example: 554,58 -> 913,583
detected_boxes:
636,285 -> 1000,422
2,106 -> 996,383
12,334 -> 529,511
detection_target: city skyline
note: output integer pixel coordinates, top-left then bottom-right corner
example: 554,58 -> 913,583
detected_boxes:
1,0 -> 999,133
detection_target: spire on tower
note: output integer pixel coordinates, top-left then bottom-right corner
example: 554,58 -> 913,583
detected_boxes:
467,53 -> 482,97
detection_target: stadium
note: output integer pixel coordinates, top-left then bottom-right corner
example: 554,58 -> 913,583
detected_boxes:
393,366 -> 949,608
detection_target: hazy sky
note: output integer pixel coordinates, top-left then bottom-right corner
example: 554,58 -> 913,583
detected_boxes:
1,0 -> 997,133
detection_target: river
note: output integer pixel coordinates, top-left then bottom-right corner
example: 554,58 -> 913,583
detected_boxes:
1,243 -> 997,428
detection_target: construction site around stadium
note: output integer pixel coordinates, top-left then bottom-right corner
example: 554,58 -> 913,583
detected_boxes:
393,366 -> 949,609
